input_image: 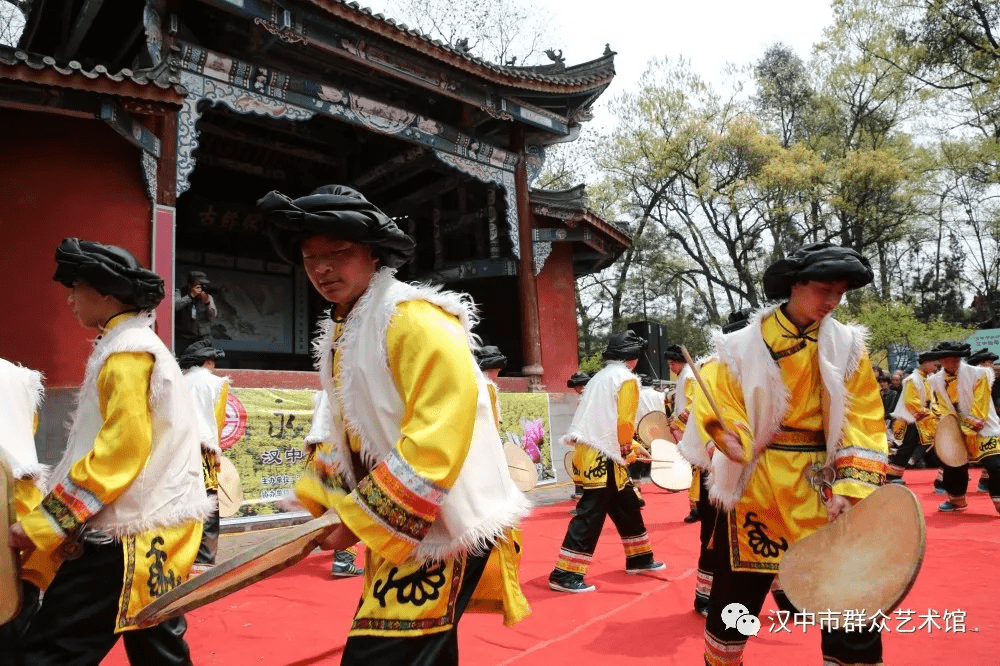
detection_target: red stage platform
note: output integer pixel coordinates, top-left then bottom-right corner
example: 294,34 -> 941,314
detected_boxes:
104,469 -> 999,664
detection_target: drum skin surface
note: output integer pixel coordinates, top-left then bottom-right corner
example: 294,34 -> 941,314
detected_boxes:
217,456 -> 244,519
649,439 -> 693,492
779,484 -> 926,623
934,414 -> 968,467
504,441 -> 538,493
638,412 -> 674,445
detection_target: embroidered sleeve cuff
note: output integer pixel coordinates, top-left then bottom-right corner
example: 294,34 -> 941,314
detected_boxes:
833,449 -> 886,499
336,450 -> 447,564
22,478 -> 104,553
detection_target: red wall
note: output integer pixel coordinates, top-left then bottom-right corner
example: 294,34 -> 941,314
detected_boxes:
535,242 -> 579,392
0,108 -> 153,387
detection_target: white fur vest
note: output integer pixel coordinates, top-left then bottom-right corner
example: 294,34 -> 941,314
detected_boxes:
709,307 -> 866,510
928,363 -> 1000,436
890,371 -> 930,424
183,366 -> 229,454
0,358 -> 45,480
563,361 -> 639,464
314,269 -> 530,562
49,312 -> 211,537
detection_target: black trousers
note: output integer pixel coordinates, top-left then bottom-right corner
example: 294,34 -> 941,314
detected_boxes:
340,546 -> 492,666
552,458 -> 652,579
195,491 -> 220,565
887,423 -> 922,478
695,472 -> 717,607
22,541 -> 192,666
704,510 -> 883,665
0,581 -> 41,666
942,454 -> 1000,501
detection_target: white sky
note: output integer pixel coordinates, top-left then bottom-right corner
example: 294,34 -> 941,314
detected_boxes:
367,0 -> 835,127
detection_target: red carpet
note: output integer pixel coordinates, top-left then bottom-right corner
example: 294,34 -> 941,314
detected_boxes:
104,470 -> 999,664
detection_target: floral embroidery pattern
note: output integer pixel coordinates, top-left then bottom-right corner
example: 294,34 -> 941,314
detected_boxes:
41,479 -> 104,537
372,561 -> 447,608
743,512 -> 788,559
146,536 -> 180,598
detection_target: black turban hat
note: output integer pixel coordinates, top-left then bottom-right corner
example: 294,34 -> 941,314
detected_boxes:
917,350 -> 940,364
475,345 -> 507,371
566,372 -> 591,388
603,330 -> 646,361
177,338 -> 226,370
968,347 -> 999,365
931,341 -> 971,359
722,309 -> 751,334
663,343 -> 685,362
762,243 -> 873,301
54,238 -> 164,310
258,185 -> 415,268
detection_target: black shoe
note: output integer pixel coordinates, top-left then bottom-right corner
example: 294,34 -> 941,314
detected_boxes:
548,575 -> 595,593
694,597 -> 710,617
626,559 -> 666,574
683,508 -> 700,524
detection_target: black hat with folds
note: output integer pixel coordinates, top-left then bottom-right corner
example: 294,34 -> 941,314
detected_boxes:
54,238 -> 164,310
762,242 -> 874,301
603,330 -> 646,361
722,309 -> 752,334
967,347 -> 999,365
566,372 -> 591,388
917,350 -> 940,364
258,185 -> 416,268
930,341 -> 971,359
475,345 -> 507,371
663,343 -> 685,362
177,339 -> 226,370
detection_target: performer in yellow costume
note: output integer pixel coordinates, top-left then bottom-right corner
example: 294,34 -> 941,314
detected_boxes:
887,351 -> 940,484
259,185 -> 530,666
9,239 -> 210,666
566,372 -> 591,502
927,341 -> 1000,514
698,243 -> 887,666
549,330 -> 666,594
666,343 -> 700,522
475,345 -> 507,429
0,357 -> 46,662
178,339 -> 230,572
677,311 -> 750,617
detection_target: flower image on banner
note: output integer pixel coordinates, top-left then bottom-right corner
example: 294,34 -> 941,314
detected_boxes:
498,392 -> 556,485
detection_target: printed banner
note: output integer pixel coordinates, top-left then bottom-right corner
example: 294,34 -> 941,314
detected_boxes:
498,392 -> 556,485
965,329 -> 1000,358
221,387 -> 315,519
220,388 -> 559,520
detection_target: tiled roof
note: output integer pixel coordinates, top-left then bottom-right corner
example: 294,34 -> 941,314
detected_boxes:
308,0 -> 616,93
531,185 -> 631,246
0,45 -> 186,104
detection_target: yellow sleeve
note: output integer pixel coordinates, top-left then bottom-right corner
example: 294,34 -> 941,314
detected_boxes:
334,300 -> 479,564
617,380 -> 639,445
692,360 -> 754,460
902,378 -> 925,418
214,381 -> 228,437
675,375 -> 697,434
970,373 -> 992,422
832,349 -> 888,499
21,352 -> 154,554
488,383 -> 500,430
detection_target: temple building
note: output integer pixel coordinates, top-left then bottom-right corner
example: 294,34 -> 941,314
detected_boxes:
0,0 -> 629,400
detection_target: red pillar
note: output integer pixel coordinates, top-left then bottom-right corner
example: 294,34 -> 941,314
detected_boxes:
510,125 -> 545,391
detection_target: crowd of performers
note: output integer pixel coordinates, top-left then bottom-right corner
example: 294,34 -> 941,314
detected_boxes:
2,185 -> 998,666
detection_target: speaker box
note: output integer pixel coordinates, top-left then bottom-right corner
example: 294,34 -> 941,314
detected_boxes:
627,321 -> 668,382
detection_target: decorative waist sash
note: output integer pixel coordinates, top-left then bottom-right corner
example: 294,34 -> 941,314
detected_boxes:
769,428 -> 825,452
